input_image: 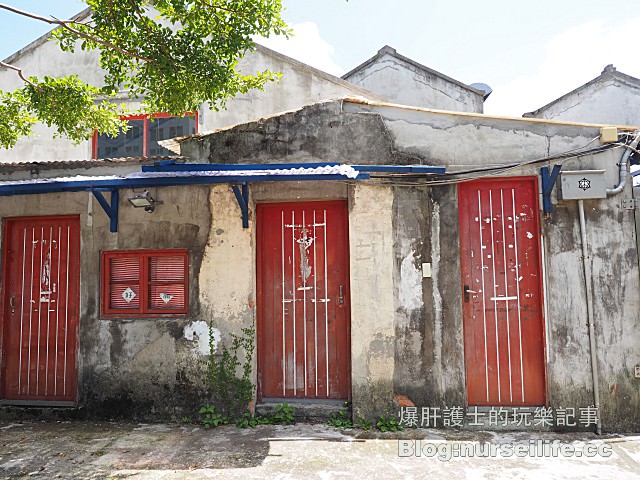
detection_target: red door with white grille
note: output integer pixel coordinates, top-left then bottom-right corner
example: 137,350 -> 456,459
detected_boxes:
459,178 -> 546,406
257,201 -> 351,400
1,216 -> 80,404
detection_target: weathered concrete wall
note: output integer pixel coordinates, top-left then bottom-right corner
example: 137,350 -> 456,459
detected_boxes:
0,185 -> 214,419
85,185 -> 213,419
544,189 -> 640,431
181,101 -> 400,164
343,47 -> 483,113
392,185 -> 466,409
348,185 -> 396,419
199,185 -> 253,342
527,75 -> 640,126
184,99 -> 640,430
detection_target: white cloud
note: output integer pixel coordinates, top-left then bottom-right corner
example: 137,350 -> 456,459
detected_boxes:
254,22 -> 344,77
485,17 -> 640,117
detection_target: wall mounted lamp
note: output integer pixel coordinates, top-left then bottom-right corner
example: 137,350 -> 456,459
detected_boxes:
128,190 -> 162,213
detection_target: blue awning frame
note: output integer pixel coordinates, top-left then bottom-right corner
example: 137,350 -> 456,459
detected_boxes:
0,161 -> 446,231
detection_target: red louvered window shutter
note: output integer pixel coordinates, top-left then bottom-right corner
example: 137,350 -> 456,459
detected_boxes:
101,249 -> 188,317
149,255 -> 186,311
108,256 -> 141,310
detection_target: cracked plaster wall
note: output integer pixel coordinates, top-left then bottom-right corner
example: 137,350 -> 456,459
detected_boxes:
345,52 -> 483,113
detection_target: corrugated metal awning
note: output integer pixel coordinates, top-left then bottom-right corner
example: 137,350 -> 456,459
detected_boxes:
0,161 -> 446,232
0,164 -> 368,196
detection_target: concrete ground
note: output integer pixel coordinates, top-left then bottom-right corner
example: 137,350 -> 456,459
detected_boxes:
0,421 -> 639,479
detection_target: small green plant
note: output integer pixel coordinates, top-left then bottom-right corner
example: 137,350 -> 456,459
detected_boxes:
376,413 -> 404,432
269,402 -> 295,425
236,411 -> 270,428
357,417 -> 373,431
199,404 -> 228,429
328,402 -> 354,429
328,410 -> 354,429
181,416 -> 192,424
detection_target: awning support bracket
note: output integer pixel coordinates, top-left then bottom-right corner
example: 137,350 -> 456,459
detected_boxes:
541,164 -> 562,214
92,189 -> 119,233
231,183 -> 249,228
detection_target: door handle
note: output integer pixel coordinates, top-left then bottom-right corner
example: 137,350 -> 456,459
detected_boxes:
339,285 -> 344,305
9,295 -> 15,314
463,285 -> 477,303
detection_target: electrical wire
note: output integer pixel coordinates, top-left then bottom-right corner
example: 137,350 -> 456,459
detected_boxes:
366,137 -> 626,187
335,133 -> 638,189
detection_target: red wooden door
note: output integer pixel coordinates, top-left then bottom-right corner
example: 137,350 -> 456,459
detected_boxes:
1,216 -> 80,404
257,201 -> 351,400
459,178 -> 546,406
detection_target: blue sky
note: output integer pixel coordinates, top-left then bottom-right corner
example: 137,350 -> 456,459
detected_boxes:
2,1 -> 640,116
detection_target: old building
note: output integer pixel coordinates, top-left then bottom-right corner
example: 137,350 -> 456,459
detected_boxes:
343,45 -> 486,113
1,97 -> 639,432
1,11 -> 639,433
524,65 -> 640,126
174,99 -> 640,432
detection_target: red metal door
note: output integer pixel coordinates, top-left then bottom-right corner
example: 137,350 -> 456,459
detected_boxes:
257,201 -> 351,400
459,178 -> 546,406
1,216 -> 80,404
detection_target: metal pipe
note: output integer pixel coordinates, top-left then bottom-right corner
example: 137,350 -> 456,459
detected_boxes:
578,199 -> 601,434
606,130 -> 640,196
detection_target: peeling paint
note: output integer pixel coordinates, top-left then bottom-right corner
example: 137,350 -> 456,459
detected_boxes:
184,321 -> 218,355
297,229 -> 313,284
431,202 -> 444,394
399,251 -> 422,310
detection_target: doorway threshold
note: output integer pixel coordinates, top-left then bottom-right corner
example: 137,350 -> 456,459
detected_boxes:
257,399 -> 347,422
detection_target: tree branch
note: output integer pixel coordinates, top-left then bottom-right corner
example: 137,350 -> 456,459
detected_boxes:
0,61 -> 42,90
125,0 -> 182,75
0,3 -> 155,63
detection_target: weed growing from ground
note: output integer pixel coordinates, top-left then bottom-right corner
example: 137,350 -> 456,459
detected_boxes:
198,404 -> 228,429
204,325 -> 255,419
376,413 -> 404,432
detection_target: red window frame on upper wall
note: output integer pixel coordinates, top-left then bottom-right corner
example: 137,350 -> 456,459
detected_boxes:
101,249 -> 189,318
92,112 -> 198,159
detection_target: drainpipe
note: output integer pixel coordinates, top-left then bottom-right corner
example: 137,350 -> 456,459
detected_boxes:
577,199 -> 601,434
606,130 -> 640,196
